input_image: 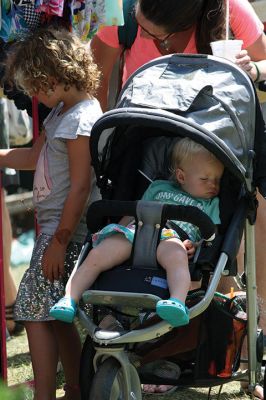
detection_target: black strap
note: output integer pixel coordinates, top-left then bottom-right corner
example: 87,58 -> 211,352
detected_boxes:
116,0 -> 138,101
118,0 -> 138,49
166,220 -> 190,242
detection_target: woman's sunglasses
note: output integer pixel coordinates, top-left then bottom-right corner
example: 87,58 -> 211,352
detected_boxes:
132,6 -> 175,43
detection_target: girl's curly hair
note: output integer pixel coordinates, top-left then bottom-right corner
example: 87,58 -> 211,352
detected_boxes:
5,27 -> 100,96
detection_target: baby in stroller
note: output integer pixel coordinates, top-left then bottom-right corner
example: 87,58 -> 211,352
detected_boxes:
50,137 -> 224,327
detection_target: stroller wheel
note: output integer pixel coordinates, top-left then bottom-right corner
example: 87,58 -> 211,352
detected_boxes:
89,357 -> 141,400
79,335 -> 96,399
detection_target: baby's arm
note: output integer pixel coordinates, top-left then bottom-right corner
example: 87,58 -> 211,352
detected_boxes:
183,239 -> 196,259
42,135 -> 92,282
0,130 -> 45,170
118,216 -> 134,226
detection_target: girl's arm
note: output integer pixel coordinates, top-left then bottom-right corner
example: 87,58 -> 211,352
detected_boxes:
0,131 -> 45,170
42,135 -> 92,282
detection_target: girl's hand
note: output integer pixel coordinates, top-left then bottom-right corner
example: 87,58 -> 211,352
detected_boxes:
42,235 -> 67,282
183,239 -> 196,259
235,50 -> 257,81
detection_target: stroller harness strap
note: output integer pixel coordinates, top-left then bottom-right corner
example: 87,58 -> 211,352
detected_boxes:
132,200 -> 216,268
133,200 -> 164,268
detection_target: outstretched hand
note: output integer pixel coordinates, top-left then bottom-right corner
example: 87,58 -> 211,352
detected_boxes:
183,239 -> 196,259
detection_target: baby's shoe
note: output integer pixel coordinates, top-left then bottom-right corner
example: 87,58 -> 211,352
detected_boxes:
156,298 -> 189,327
49,297 -> 77,323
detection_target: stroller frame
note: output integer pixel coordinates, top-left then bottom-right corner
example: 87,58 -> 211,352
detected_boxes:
77,194 -> 260,399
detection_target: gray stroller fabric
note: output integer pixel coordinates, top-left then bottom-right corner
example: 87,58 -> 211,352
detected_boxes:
117,54 -> 256,178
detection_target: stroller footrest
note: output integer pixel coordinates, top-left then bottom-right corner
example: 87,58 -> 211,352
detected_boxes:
82,290 -> 161,309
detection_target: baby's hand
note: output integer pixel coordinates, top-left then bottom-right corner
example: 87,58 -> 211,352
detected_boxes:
183,239 -> 196,259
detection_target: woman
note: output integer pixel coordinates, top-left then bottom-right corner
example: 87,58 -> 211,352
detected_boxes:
91,0 -> 266,111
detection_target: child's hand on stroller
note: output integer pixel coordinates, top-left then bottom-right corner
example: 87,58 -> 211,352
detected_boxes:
41,236 -> 67,282
183,239 -> 196,259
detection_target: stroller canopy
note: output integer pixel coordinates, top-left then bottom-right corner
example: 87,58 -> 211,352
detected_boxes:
91,54 -> 260,188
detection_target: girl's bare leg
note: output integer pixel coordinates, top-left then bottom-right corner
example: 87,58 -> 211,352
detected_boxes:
65,235 -> 132,302
156,238 -> 191,302
52,321 -> 81,400
25,321 -> 58,400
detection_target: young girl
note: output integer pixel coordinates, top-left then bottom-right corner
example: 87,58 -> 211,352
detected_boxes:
50,138 -> 224,328
0,28 -> 102,400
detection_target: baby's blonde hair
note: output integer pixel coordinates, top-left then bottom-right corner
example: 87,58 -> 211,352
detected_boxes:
5,27 -> 100,96
171,137 -> 218,174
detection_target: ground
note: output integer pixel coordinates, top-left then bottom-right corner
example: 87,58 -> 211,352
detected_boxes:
6,324 -> 251,399
5,265 -> 253,399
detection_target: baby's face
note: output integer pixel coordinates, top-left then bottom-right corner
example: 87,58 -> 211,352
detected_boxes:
175,153 -> 224,199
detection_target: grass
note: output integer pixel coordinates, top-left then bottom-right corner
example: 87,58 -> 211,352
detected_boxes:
6,263 -> 66,398
6,325 -> 251,400
7,264 -> 33,389
6,322 -> 72,398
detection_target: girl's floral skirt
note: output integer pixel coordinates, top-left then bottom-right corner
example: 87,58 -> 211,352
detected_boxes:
14,233 -> 81,321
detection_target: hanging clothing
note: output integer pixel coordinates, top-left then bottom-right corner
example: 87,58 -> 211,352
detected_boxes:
35,0 -> 64,17
70,0 -> 105,40
0,0 -> 41,41
70,0 -> 124,41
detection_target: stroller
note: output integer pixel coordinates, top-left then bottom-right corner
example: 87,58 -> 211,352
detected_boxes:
77,54 -> 266,399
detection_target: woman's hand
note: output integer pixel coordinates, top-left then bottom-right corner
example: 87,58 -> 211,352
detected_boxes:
183,239 -> 196,259
235,50 -> 258,81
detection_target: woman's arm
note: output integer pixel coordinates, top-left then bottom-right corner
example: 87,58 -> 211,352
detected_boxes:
247,32 -> 266,81
90,35 -> 122,112
236,33 -> 266,81
42,135 -> 92,281
0,130 -> 45,170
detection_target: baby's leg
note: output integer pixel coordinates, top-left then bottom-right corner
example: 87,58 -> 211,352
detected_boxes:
65,234 -> 132,302
50,234 -> 132,323
157,238 -> 190,302
156,238 -> 191,327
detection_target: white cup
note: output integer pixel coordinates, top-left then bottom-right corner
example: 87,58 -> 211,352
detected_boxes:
210,39 -> 243,62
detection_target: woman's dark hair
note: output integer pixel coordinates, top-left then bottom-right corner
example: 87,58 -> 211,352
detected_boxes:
138,0 -> 226,54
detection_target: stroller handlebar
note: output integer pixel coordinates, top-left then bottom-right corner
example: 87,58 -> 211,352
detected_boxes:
87,200 -> 216,242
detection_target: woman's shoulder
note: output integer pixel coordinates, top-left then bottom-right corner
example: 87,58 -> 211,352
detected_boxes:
229,0 -> 259,20
96,25 -> 120,48
230,0 -> 264,47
